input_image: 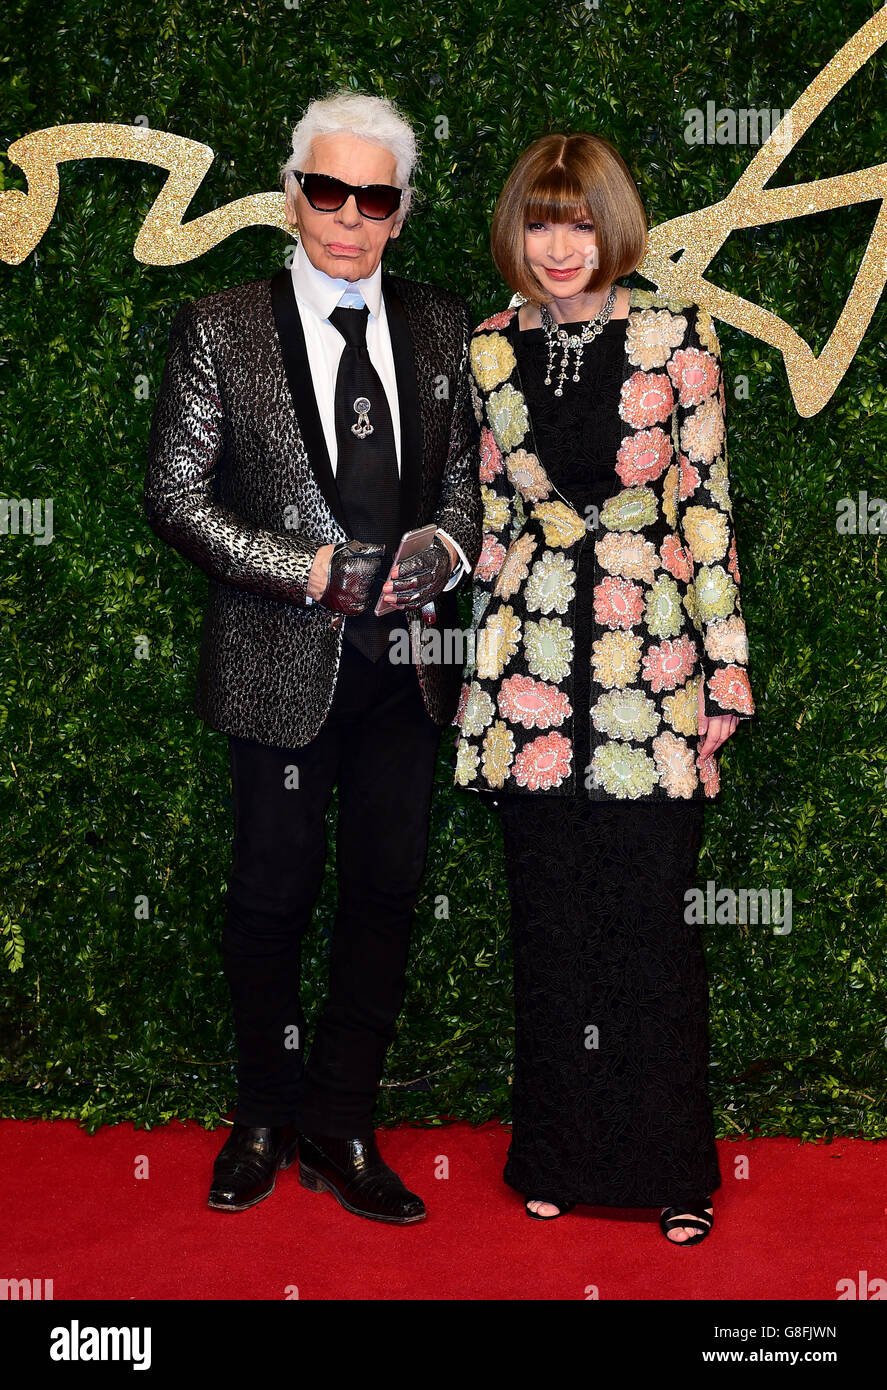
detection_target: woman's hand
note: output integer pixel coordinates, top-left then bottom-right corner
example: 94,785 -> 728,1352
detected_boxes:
697,682 -> 738,766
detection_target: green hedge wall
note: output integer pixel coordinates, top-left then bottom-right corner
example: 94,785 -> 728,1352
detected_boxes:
1,0 -> 885,1136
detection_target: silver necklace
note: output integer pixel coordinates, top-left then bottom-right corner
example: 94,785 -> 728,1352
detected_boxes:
539,285 -> 617,395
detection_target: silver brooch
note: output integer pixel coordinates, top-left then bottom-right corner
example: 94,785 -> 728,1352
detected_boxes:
351,396 -> 373,438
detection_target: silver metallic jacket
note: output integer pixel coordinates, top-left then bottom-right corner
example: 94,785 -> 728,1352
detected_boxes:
144,268 -> 482,747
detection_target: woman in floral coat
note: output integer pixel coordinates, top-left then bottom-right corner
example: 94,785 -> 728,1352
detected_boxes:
454,133 -> 756,1245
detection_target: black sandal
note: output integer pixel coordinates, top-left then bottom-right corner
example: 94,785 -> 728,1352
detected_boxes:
525,1197 -> 576,1220
659,1200 -> 713,1246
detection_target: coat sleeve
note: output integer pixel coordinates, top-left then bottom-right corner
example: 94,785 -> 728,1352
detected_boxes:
431,298 -> 483,579
144,302 -> 318,606
674,305 -> 757,723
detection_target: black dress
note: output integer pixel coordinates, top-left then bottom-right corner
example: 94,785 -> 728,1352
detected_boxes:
495,316 -> 722,1208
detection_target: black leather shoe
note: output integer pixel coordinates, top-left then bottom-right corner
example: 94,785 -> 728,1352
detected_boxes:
298,1131 -> 426,1224
207,1122 -> 301,1212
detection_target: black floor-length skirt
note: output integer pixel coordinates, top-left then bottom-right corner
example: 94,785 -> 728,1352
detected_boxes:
496,795 -> 722,1208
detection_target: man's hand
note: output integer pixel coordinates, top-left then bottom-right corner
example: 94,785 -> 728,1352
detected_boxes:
383,534 -> 455,610
310,539 -> 385,615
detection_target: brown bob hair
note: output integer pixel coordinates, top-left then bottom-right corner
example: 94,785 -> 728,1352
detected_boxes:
490,133 -> 648,303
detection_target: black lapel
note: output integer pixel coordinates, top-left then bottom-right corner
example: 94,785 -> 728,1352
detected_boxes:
268,267 -> 349,532
382,273 -> 423,534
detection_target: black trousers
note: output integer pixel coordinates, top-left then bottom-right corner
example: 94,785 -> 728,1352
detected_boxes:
221,641 -> 441,1136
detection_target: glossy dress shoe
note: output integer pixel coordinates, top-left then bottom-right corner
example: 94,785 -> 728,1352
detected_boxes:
207,1121 -> 300,1212
297,1131 -> 426,1224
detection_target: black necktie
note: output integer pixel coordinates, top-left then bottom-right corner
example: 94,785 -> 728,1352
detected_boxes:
329,304 -> 402,662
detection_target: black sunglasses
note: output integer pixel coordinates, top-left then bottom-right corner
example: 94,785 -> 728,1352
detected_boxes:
292,170 -> 403,221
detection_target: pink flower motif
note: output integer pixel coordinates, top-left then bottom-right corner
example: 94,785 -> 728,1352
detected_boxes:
727,533 -> 741,582
699,753 -> 721,797
667,347 -> 719,407
659,533 -> 694,582
479,427 -> 504,482
709,665 -> 755,715
497,674 -> 572,730
476,533 -> 506,581
454,681 -> 470,727
593,576 -> 645,630
476,310 -> 515,331
642,635 -> 698,691
512,731 -> 573,790
678,452 -> 701,500
615,428 -> 672,487
619,371 -> 674,429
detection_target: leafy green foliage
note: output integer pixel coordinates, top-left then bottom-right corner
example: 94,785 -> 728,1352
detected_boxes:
1,0 -> 885,1135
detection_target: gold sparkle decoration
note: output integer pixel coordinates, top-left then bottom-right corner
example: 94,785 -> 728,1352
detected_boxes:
0,123 -> 292,268
639,7 -> 887,416
1,10 -> 886,415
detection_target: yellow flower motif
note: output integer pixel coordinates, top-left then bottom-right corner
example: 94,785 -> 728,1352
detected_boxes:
595,532 -> 660,583
695,309 -> 721,356
494,533 -> 537,600
481,483 -> 510,534
591,689 -> 660,742
476,604 -> 522,680
653,730 -> 697,798
682,505 -> 729,564
461,683 -> 495,737
523,616 -> 573,682
707,460 -> 732,514
482,719 -> 515,788
470,332 -> 517,392
662,676 -> 701,736
534,500 -> 587,548
591,631 -> 643,689
683,583 -> 700,627
525,551 -> 576,615
662,465 -> 679,528
630,290 -> 693,313
601,487 -> 659,533
625,308 -> 687,370
694,564 -> 738,622
704,616 -> 749,664
505,448 -> 552,501
681,397 -> 725,465
644,574 -> 683,638
488,383 -> 529,452
455,739 -> 480,786
469,378 -> 484,426
588,741 -> 659,798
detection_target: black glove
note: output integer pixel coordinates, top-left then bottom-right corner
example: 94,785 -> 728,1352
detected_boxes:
388,535 -> 453,608
319,539 -> 385,615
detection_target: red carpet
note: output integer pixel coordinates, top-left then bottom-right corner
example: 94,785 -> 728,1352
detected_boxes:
2,1119 -> 884,1300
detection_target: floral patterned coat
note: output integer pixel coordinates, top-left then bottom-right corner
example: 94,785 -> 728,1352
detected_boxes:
453,288 -> 757,802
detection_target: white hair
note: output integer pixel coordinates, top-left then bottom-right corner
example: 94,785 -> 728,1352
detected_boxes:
280,89 -> 419,223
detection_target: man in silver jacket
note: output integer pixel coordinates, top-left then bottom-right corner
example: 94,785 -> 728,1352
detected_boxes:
144,90 -> 481,1223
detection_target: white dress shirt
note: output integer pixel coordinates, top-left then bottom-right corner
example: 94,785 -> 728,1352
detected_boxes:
289,239 -> 467,596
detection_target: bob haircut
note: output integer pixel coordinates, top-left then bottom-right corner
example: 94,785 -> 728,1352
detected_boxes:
490,133 -> 648,302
